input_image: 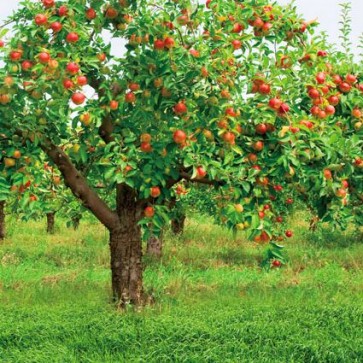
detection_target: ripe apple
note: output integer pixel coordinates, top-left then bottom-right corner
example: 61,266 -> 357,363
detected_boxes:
140,142 -> 152,152
268,97 -> 282,110
252,140 -> 264,152
285,230 -> 293,238
110,100 -> 119,110
13,150 -> 21,159
80,112 -> 91,126
231,22 -> 243,33
38,52 -> 50,64
315,72 -> 326,84
173,101 -> 188,115
272,260 -> 282,267
255,123 -> 267,135
308,88 -> 320,99
328,95 -> 340,106
71,92 -> 86,105
58,5 -> 68,16
195,166 -> 207,179
276,216 -> 283,223
222,131 -> 235,145
325,105 -> 335,115
248,153 -> 258,163
259,83 -> 270,94
164,37 -> 175,49
352,109 -> 362,118
105,7 -> 118,19
317,50 -> 327,57
189,49 -> 200,57
150,187 -> 161,198
125,92 -> 136,103
50,21 -> 62,32
129,82 -> 140,91
345,74 -> 357,84
154,39 -> 165,50
279,103 -> 290,114
173,130 -> 187,144
323,169 -> 332,180
144,206 -> 155,218
86,8 -> 97,20
339,82 -> 351,93
231,40 -> 242,50
66,62 -> 80,74
63,79 -> 73,89
76,75 -> 87,86
335,188 -> 347,198
66,32 -> 79,43
299,120 -> 313,129
35,14 -> 47,26
9,50 -> 22,61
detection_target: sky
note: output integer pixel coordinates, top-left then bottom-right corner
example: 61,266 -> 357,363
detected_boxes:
0,0 -> 362,55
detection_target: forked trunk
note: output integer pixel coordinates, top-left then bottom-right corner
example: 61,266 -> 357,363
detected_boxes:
0,201 -> 5,240
147,232 -> 163,259
110,184 -> 143,307
46,212 -> 56,234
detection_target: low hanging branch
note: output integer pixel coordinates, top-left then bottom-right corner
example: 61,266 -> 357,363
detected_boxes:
40,140 -> 120,232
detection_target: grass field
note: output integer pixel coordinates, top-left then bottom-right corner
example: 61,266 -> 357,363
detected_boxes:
0,213 -> 363,362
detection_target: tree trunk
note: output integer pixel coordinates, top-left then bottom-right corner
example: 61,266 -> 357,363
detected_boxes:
147,232 -> 163,259
46,212 -> 55,234
71,216 -> 81,230
109,184 -> 143,307
171,214 -> 186,235
0,201 -> 5,240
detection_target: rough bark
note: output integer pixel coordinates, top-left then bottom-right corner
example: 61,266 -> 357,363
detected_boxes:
46,212 -> 56,234
0,201 -> 5,240
171,214 -> 186,235
109,184 -> 143,307
147,232 -> 163,259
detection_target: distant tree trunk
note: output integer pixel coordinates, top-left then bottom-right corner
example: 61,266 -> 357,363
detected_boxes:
0,201 -> 5,240
169,197 -> 186,235
147,232 -> 163,259
46,212 -> 56,234
171,214 -> 186,235
71,215 -> 81,230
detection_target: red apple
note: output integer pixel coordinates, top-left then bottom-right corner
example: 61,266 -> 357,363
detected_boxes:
173,130 -> 187,144
150,187 -> 161,198
66,32 -> 79,43
35,14 -> 47,26
71,92 -> 86,105
50,21 -> 62,32
144,206 -> 155,218
173,101 -> 188,115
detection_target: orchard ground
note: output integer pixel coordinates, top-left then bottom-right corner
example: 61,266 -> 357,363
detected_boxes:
0,212 -> 363,362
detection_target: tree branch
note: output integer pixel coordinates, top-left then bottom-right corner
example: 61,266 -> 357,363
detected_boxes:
179,170 -> 223,186
41,139 -> 120,231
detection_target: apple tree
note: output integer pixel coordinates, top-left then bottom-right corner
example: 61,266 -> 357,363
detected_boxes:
0,0 -> 362,306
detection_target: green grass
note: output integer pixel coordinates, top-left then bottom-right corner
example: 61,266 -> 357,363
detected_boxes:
0,213 -> 363,362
